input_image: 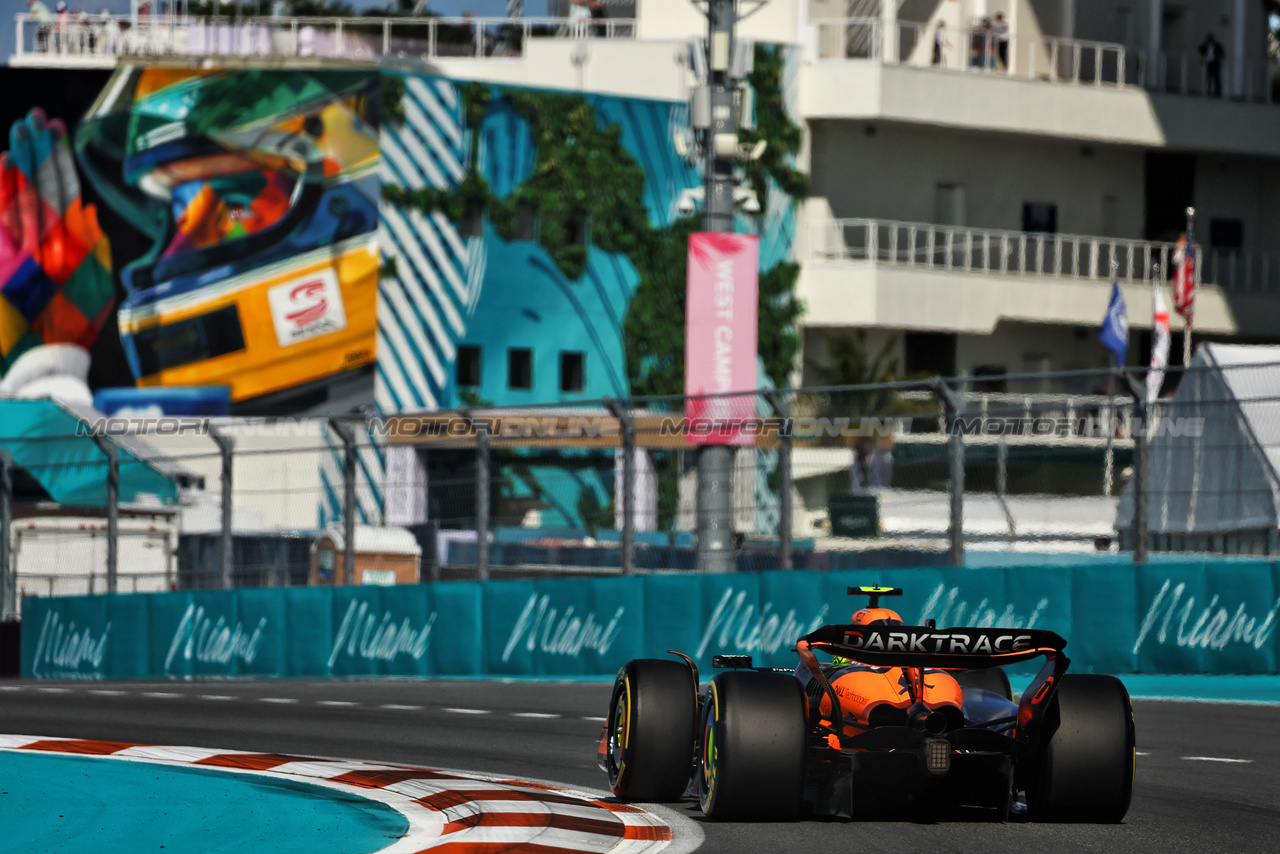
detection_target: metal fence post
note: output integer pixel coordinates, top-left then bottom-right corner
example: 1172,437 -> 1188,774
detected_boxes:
475,418 -> 490,582
91,435 -> 119,592
764,390 -> 793,570
0,450 -> 13,621
207,425 -> 235,589
934,381 -> 965,567
604,399 -> 635,575
328,418 -> 357,585
1120,369 -> 1149,564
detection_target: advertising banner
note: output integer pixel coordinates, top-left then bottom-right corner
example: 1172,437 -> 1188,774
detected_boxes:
20,562 -> 1280,680
684,232 -> 759,447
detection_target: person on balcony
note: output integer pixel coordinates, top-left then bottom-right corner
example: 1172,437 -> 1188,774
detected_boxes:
932,20 -> 949,66
1199,33 -> 1226,96
28,0 -> 54,52
993,12 -> 1009,69
970,17 -> 993,68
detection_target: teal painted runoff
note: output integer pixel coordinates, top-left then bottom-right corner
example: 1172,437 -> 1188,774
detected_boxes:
0,751 -> 407,854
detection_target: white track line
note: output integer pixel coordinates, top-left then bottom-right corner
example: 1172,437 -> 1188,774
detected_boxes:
1182,756 -> 1252,763
381,704 -> 423,711
443,708 -> 490,715
511,712 -> 560,719
199,695 -> 235,701
142,692 -> 180,698
260,698 -> 298,704
90,690 -> 127,696
318,700 -> 358,707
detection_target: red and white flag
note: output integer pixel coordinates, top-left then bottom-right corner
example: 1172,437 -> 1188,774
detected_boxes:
1148,283 -> 1171,403
1172,231 -> 1196,322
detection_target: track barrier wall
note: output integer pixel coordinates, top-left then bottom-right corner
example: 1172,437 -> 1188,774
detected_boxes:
20,563 -> 1280,679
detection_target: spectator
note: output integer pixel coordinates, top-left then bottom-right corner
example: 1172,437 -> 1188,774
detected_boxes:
28,0 -> 54,52
98,8 -> 119,54
993,12 -> 1009,69
932,20 -> 948,66
971,17 -> 992,68
1199,33 -> 1226,96
55,1 -> 70,51
569,0 -> 590,38
589,0 -> 606,38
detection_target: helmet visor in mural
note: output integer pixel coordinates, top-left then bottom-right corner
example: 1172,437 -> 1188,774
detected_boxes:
76,66 -> 380,299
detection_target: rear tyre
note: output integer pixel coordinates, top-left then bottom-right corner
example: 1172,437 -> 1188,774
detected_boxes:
698,671 -> 807,821
605,659 -> 697,801
1028,674 -> 1135,822
956,666 -> 1014,701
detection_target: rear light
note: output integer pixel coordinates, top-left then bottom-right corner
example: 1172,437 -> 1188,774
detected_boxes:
924,738 -> 951,776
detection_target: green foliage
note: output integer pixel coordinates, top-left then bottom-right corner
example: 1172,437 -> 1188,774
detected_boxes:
757,261 -> 804,388
740,44 -> 809,210
577,486 -> 615,538
380,75 -> 405,126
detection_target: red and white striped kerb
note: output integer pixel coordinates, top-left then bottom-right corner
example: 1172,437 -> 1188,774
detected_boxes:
0,735 -> 673,854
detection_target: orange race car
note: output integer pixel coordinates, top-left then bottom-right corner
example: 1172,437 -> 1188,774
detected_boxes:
598,586 -> 1135,822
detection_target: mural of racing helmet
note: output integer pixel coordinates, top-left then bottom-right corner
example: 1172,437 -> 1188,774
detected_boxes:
75,65 -> 382,405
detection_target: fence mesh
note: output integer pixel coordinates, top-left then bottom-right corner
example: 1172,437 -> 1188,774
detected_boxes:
6,360 -> 1280,612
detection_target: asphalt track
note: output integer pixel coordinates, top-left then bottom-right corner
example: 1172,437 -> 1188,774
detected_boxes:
2,679 -> 1278,854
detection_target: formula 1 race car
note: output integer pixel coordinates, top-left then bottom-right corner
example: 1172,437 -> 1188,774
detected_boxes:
597,586 -> 1134,822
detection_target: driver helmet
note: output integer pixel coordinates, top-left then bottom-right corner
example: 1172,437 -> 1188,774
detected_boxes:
832,608 -> 905,666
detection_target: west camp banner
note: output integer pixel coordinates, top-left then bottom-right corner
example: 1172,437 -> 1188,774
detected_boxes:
21,563 -> 1280,679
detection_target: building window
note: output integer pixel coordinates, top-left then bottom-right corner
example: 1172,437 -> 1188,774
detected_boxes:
559,351 -> 585,393
456,346 -> 481,388
1209,218 -> 1244,251
508,348 -> 533,390
1022,202 -> 1058,235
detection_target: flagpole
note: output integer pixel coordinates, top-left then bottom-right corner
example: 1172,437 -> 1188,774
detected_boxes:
1102,260 -> 1119,497
1182,206 -> 1195,366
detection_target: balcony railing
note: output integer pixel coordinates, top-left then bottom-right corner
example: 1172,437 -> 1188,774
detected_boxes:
805,217 -> 1280,294
11,14 -> 636,62
813,17 -> 1277,104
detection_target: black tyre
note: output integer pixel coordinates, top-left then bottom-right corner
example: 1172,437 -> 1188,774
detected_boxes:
956,666 -> 1014,701
698,671 -> 807,821
1028,674 -> 1135,822
605,658 -> 698,801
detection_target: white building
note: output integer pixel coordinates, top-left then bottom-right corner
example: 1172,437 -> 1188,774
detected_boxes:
12,0 -> 1280,385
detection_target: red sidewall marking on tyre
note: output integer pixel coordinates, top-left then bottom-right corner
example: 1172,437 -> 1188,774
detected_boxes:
0,735 -> 673,853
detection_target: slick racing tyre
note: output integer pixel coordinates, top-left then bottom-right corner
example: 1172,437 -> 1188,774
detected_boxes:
606,659 -> 698,801
698,671 -> 807,821
956,666 -> 1014,702
1028,674 -> 1136,822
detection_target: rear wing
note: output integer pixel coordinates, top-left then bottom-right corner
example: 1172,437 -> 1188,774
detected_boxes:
798,624 -> 1066,670
795,623 -> 1069,749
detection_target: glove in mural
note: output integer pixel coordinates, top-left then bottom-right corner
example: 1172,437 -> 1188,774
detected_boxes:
0,108 -> 114,385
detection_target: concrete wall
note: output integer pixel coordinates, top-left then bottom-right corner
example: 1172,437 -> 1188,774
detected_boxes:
1194,154 -> 1280,253
808,120 -> 1146,237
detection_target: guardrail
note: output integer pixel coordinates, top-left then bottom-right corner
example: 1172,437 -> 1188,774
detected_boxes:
802,217 -> 1280,292
20,562 -> 1280,679
812,18 -> 1277,104
11,14 -> 636,62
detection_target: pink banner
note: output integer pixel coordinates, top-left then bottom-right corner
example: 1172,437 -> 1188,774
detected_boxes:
684,232 -> 759,446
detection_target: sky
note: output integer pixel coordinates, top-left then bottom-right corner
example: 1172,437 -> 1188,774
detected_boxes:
2,0 -> 540,66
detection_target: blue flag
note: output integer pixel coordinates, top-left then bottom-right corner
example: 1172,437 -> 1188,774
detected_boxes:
1099,281 -> 1128,364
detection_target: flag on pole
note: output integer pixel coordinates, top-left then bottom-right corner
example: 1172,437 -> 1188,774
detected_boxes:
1148,277 -> 1171,403
1098,280 -> 1129,365
1172,217 -> 1196,322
